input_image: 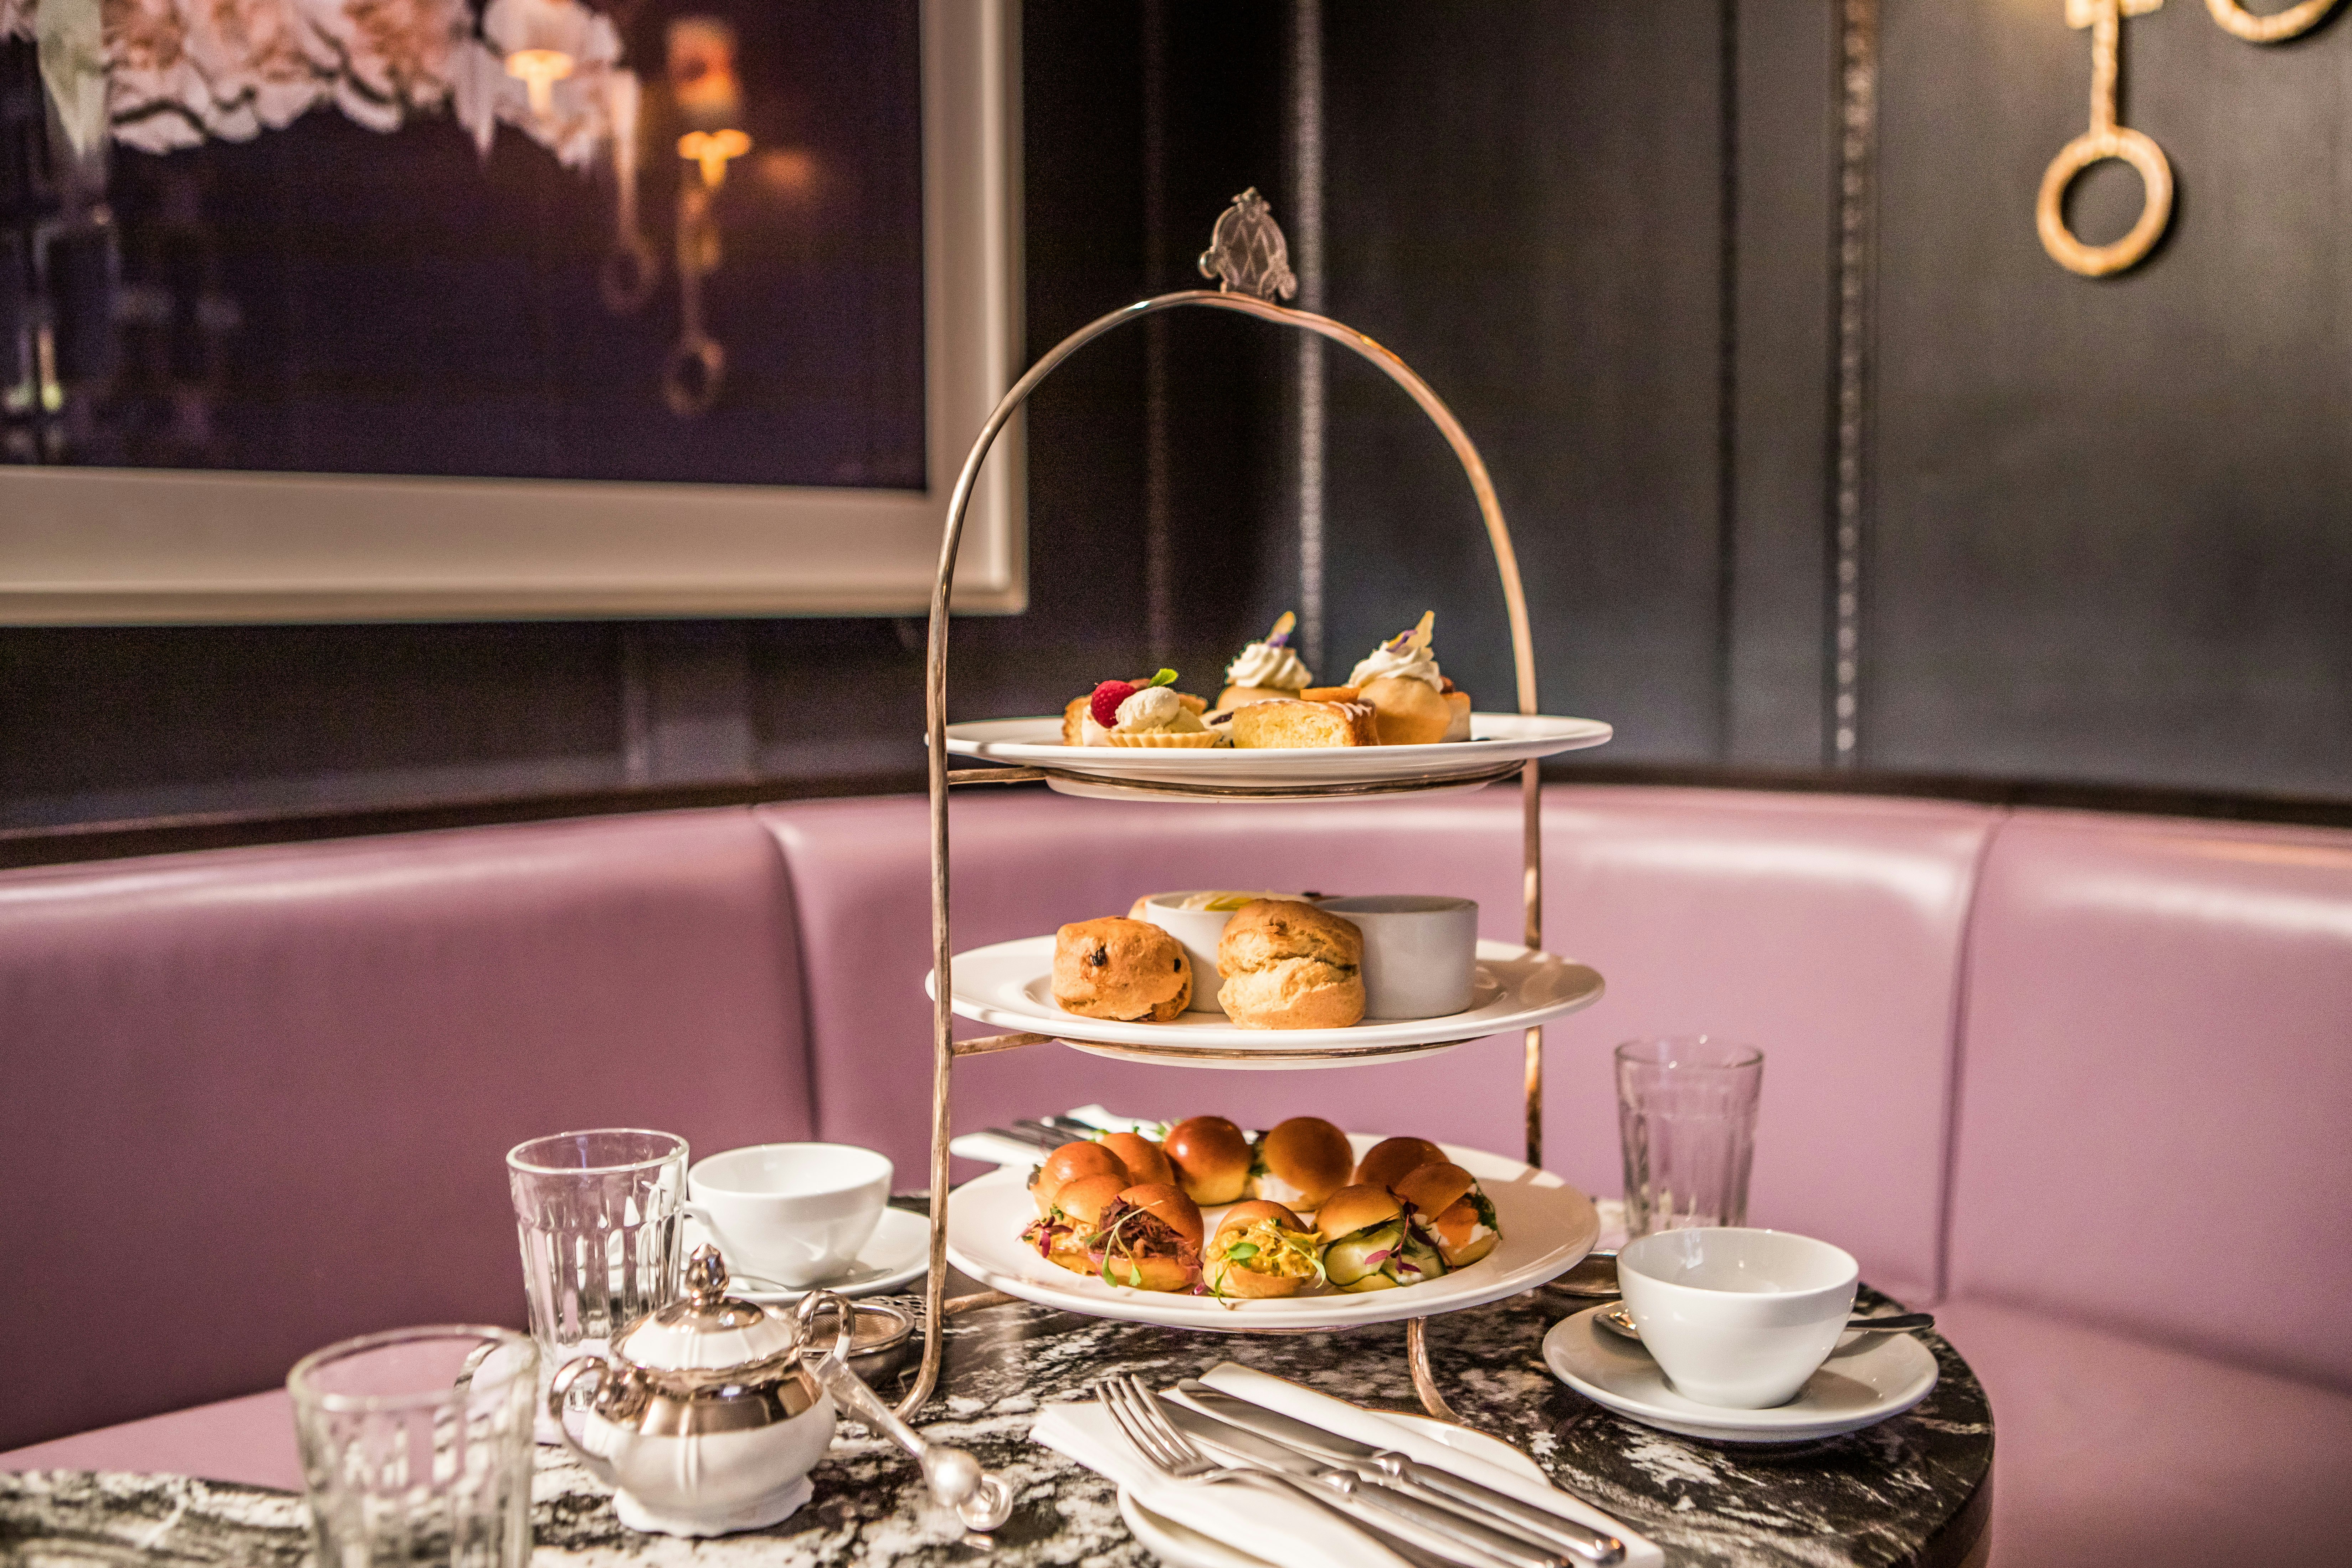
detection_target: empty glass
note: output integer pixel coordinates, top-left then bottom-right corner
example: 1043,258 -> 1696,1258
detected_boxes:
507,1129 -> 687,1439
289,1325 -> 537,1568
1615,1038 -> 1764,1239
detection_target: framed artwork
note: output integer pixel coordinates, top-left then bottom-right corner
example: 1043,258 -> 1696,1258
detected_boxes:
0,0 -> 1021,620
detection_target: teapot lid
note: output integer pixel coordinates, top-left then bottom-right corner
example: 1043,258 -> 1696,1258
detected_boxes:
611,1245 -> 803,1373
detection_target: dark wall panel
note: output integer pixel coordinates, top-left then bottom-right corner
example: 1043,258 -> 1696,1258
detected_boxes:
1868,1 -> 2352,794
1319,2 -> 1727,759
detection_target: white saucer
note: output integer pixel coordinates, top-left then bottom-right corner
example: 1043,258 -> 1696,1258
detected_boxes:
1118,1415 -> 1543,1568
703,1207 -> 931,1304
1542,1305 -> 1938,1443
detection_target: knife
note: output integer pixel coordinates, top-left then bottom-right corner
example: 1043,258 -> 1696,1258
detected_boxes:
1153,1393 -> 1580,1568
1178,1381 -> 1627,1566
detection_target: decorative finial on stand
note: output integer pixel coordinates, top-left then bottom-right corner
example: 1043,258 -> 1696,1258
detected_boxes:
1198,187 -> 1299,303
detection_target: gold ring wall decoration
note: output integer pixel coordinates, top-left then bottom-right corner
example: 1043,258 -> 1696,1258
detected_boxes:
2207,0 -> 2344,42
2040,0 -> 2175,277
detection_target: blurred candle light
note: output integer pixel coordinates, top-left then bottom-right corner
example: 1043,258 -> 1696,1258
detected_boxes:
504,47 -> 575,118
678,128 -> 751,189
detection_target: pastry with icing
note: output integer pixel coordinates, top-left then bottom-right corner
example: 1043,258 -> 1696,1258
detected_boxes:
1216,611 -> 1315,711
1347,612 -> 1473,745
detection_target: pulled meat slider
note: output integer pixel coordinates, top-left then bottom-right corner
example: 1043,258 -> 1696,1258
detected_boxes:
1086,1182 -> 1205,1292
1019,1172 -> 1128,1273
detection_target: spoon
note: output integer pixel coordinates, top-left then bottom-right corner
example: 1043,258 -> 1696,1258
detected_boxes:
1596,1304 -> 1934,1341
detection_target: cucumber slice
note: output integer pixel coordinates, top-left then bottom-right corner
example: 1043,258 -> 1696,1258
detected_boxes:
1321,1224 -> 1402,1286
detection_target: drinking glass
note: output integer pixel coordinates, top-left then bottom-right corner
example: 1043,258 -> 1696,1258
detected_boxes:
289,1325 -> 537,1568
1615,1038 -> 1764,1239
507,1129 -> 687,1439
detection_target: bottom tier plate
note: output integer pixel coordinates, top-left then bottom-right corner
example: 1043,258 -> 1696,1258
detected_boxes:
945,1136 -> 1598,1331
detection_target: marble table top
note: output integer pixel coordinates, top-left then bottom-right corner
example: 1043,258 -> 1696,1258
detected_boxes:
0,1284 -> 1988,1568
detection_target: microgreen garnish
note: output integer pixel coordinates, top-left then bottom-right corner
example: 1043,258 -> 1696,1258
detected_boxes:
1147,668 -> 1177,688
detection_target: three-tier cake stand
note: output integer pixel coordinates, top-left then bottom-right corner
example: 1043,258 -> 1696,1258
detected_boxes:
895,191 -> 1609,1425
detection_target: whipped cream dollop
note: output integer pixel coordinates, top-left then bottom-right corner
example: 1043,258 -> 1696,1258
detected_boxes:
1116,686 -> 1180,728
1347,639 -> 1443,691
1225,641 -> 1313,692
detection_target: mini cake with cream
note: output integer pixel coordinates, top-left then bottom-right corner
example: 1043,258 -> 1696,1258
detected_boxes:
1216,611 -> 1315,711
1347,612 -> 1473,745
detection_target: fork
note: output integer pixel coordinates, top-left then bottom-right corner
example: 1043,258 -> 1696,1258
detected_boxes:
1093,1378 -> 1456,1568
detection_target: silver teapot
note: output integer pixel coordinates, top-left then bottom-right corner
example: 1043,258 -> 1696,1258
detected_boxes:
549,1244 -> 1010,1537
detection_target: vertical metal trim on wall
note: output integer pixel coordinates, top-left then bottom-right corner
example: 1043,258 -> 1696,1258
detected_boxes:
1715,0 -> 1741,760
1141,0 -> 1174,662
1829,0 -> 1877,768
1291,0 -> 1327,675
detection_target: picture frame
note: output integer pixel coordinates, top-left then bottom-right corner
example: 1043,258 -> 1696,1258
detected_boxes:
0,0 -> 1023,623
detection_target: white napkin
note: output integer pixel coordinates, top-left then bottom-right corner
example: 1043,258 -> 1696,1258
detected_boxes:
1196,1363 -> 1662,1568
1033,1365 -> 1659,1568
947,1130 -> 1051,1168
1032,1397 -> 1417,1568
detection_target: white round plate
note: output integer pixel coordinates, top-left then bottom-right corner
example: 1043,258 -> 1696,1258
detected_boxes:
1118,1414 -> 1544,1568
945,1137 -> 1598,1331
704,1206 -> 931,1304
931,938 -> 1603,1070
1542,1305 -> 1939,1443
943,713 -> 1613,796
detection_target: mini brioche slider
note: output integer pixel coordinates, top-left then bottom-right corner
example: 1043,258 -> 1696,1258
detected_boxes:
1163,1115 -> 1253,1205
1352,1135 -> 1448,1192
1392,1161 -> 1503,1268
1031,1140 -> 1128,1216
1084,1182 -> 1205,1292
1205,1200 -> 1324,1299
1019,1172 -> 1128,1271
1249,1116 -> 1354,1214
1316,1183 -> 1447,1292
1098,1130 -> 1176,1187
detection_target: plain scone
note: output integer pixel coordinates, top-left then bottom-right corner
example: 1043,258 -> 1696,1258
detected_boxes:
1053,916 -> 1193,1022
1216,899 -> 1366,1029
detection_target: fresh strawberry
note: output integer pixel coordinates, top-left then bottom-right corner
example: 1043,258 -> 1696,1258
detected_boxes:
1089,680 -> 1138,729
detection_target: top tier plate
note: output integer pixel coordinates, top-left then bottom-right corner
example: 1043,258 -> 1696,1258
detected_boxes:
943,713 -> 1613,801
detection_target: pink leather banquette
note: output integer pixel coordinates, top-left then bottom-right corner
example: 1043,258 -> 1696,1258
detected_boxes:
4,784 -> 2348,1566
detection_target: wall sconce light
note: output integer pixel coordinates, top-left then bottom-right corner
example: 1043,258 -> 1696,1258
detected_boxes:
503,48 -> 575,119
677,128 -> 751,189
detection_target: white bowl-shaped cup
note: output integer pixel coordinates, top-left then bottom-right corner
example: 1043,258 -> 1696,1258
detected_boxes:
1136,891 -> 1321,1014
684,1143 -> 892,1289
1312,895 -> 1479,1019
1617,1227 -> 1859,1409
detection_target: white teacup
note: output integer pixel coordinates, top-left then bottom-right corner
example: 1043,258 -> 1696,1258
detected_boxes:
1617,1227 -> 1859,1408
683,1143 -> 893,1289
1314,895 -> 1479,1018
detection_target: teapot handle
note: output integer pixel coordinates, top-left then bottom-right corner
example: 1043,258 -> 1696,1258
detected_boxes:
796,1289 -> 1014,1533
546,1355 -> 623,1490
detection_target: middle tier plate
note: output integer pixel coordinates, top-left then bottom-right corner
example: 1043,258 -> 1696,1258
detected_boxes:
931,937 -> 1604,1069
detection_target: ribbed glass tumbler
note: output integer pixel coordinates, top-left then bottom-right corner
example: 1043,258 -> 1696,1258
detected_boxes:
288,1325 -> 537,1568
1615,1038 -> 1765,1240
506,1128 -> 687,1440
